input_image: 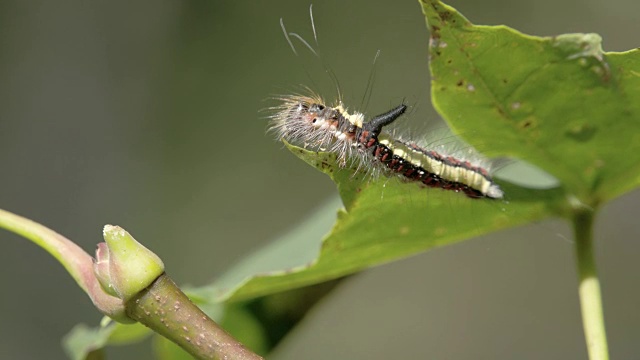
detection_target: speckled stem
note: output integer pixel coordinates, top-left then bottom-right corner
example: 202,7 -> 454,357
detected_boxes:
125,273 -> 263,360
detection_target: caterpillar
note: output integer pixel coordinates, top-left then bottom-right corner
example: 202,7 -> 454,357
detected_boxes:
269,93 -> 504,199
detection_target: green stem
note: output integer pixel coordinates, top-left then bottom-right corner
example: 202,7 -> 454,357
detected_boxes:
127,274 -> 263,360
0,208 -> 124,317
572,209 -> 609,360
1,208 -> 264,359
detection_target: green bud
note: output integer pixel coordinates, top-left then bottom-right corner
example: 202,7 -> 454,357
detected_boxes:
101,225 -> 165,302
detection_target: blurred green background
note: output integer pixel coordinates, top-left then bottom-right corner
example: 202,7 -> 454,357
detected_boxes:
1,0 -> 639,359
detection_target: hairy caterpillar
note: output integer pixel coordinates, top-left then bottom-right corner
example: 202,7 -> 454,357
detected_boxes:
269,93 -> 504,199
270,6 -> 503,199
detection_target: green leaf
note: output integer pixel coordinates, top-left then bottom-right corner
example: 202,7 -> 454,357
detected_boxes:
420,0 -> 640,204
220,303 -> 270,355
205,0 -> 640,303
63,320 -> 151,360
213,146 -> 561,302
185,195 -> 341,302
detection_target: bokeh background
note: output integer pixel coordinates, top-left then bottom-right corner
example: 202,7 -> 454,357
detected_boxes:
1,0 -> 639,359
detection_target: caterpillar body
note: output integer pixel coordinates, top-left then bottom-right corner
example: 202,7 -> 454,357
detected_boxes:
270,94 -> 504,199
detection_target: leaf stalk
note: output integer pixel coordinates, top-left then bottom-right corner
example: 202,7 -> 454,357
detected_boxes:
572,208 -> 609,360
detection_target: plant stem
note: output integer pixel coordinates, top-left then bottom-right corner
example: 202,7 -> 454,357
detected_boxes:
0,208 -> 124,317
126,274 -> 263,360
572,209 -> 609,360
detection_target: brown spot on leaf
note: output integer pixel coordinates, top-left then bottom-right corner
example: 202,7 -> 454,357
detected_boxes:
438,11 -> 452,21
430,25 -> 441,40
